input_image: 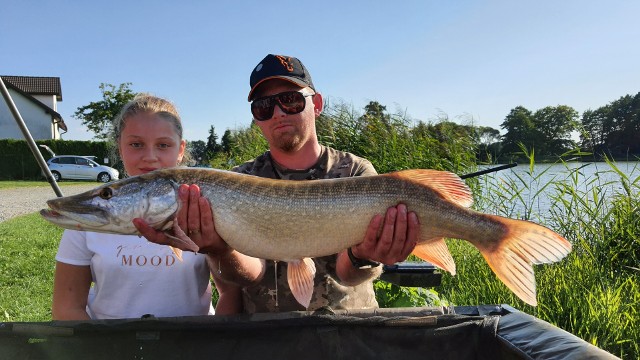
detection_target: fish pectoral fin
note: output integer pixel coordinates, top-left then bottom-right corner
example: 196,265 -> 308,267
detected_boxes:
170,246 -> 184,261
160,221 -> 200,255
479,215 -> 572,307
412,238 -> 456,275
287,258 -> 317,309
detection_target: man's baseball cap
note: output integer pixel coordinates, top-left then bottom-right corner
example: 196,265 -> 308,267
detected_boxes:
248,54 -> 315,101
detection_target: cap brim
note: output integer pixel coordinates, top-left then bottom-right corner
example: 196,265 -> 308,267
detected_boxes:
248,76 -> 310,101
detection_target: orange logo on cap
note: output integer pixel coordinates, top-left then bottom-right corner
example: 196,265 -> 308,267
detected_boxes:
275,55 -> 294,72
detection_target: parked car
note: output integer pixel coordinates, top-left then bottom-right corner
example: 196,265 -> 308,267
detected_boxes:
46,155 -> 119,183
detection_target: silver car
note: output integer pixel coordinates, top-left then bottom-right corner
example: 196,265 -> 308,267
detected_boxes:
46,155 -> 119,182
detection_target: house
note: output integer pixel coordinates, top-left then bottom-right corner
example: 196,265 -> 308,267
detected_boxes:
0,75 -> 67,140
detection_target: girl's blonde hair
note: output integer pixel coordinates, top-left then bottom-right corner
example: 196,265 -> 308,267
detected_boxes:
109,94 -> 191,173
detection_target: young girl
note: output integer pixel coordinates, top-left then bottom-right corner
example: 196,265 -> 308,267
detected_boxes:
52,94 -> 238,319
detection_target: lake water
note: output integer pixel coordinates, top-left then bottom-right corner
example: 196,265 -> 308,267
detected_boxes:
472,161 -> 640,222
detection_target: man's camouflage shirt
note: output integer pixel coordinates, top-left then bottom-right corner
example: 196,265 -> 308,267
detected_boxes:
232,146 -> 382,313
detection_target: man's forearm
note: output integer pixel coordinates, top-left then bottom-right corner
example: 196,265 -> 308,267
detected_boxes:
207,250 -> 265,286
335,250 -> 382,286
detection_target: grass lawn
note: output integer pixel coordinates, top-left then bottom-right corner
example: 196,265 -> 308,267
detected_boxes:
0,213 -> 62,322
0,180 -> 97,189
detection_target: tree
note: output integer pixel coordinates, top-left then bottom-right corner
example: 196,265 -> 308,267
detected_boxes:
206,125 -> 223,158
73,83 -> 136,140
579,92 -> 640,157
606,93 -> 640,155
187,140 -> 207,165
474,126 -> 502,162
221,129 -> 233,153
580,107 -> 609,151
500,106 -> 535,155
532,105 -> 579,156
362,101 -> 390,122
475,126 -> 501,147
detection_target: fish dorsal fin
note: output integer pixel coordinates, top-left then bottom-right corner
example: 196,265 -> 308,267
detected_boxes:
287,258 -> 317,309
384,170 -> 473,208
412,238 -> 457,275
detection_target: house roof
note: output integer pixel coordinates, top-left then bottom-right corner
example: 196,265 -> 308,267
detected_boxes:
1,76 -> 67,131
0,75 -> 62,101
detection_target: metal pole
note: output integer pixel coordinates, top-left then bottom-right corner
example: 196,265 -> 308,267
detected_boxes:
0,77 -> 64,197
460,163 -> 518,179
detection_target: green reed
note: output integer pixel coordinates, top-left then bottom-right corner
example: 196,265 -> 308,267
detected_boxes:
438,152 -> 639,358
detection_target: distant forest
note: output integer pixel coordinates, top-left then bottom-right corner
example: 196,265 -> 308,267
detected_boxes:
71,83 -> 640,166
496,91 -> 640,162
199,91 -> 640,166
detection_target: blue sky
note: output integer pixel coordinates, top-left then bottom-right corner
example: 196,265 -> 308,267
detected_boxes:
2,1 -> 639,142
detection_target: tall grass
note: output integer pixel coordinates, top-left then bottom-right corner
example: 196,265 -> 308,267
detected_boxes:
439,151 -> 639,358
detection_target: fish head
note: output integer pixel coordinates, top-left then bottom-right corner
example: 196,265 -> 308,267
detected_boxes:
40,173 -> 180,235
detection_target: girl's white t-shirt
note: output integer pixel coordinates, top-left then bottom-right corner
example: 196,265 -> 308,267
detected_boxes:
56,230 -> 214,319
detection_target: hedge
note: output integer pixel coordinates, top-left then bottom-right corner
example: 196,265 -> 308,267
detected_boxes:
0,139 -> 112,180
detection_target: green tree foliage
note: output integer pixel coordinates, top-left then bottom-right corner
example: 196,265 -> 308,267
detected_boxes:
205,125 -> 223,159
73,83 -> 136,140
208,129 -> 235,169
501,105 -> 578,160
581,107 -> 609,150
187,140 -> 207,165
500,106 -> 535,155
474,126 -> 502,163
221,129 -> 233,153
532,105 -> 579,155
580,92 -> 640,157
210,123 -> 267,169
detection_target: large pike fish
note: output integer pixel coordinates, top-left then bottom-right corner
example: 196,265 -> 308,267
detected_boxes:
41,167 -> 571,308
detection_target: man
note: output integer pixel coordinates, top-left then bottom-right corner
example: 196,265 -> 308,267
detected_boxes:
139,54 -> 419,313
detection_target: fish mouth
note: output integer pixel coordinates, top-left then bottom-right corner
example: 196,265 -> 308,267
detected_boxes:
40,208 -> 72,223
40,208 -> 87,230
40,209 -> 62,218
42,199 -> 110,230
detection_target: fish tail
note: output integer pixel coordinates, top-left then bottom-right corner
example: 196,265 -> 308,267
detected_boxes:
478,215 -> 572,306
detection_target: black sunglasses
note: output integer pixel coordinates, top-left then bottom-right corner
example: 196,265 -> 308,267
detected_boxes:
251,91 -> 315,121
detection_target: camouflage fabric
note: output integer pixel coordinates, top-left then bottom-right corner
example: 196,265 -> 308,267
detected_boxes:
233,146 -> 381,313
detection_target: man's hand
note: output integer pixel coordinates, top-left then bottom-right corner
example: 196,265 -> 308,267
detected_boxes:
133,184 -> 230,256
351,204 -> 419,265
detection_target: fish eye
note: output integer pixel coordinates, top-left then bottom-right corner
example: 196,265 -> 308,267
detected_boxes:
99,187 -> 113,200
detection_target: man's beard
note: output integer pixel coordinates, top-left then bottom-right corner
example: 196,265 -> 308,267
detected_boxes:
271,125 -> 306,153
274,133 -> 303,153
